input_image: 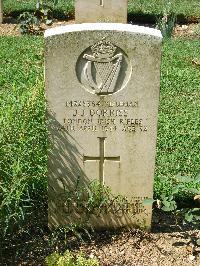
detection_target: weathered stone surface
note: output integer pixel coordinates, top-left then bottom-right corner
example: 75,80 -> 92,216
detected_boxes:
75,0 -> 127,23
0,0 -> 3,24
45,24 -> 162,230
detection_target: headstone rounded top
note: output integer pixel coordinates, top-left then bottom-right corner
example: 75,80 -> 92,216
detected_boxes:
44,23 -> 162,39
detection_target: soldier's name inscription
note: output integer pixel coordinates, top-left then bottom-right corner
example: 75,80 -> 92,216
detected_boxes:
61,99 -> 148,133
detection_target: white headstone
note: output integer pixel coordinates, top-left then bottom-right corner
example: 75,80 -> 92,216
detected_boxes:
45,23 -> 162,230
75,0 -> 127,23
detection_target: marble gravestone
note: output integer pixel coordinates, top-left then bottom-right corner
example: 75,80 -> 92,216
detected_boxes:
75,0 -> 127,23
45,23 -> 162,230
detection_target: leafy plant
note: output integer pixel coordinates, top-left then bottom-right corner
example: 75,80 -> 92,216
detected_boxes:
45,250 -> 99,266
59,178 -> 146,222
18,0 -> 59,34
47,178 -> 149,248
144,173 -> 200,245
36,0 -> 59,25
146,174 -> 200,221
18,12 -> 40,35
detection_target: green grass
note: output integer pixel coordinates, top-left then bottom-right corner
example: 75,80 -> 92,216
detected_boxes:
128,0 -> 200,17
0,36 -> 199,235
3,0 -> 200,18
155,38 -> 200,197
4,0 -> 74,16
0,36 -> 46,235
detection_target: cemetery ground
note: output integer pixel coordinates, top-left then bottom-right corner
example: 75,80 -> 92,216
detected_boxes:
0,1 -> 200,266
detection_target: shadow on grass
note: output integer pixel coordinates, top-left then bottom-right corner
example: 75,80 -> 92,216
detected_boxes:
6,9 -> 74,21
128,11 -> 200,24
4,10 -> 200,24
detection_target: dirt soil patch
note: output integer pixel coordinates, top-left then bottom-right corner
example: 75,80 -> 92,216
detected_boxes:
1,211 -> 200,266
0,17 -> 75,36
173,23 -> 200,38
0,17 -> 200,39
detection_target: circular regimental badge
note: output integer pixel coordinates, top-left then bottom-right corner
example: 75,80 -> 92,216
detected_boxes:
76,38 -> 132,95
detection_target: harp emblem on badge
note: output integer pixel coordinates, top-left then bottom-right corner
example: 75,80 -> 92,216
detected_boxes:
83,39 -> 123,95
76,38 -> 132,95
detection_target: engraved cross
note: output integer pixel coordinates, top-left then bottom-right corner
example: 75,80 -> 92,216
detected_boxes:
100,0 -> 104,7
83,137 -> 120,184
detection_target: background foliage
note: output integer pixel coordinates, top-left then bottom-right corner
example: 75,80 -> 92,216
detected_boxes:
3,0 -> 200,18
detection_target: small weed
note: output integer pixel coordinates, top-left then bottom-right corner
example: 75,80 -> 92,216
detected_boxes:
35,0 -> 59,25
156,0 -> 176,38
18,0 -> 59,34
156,12 -> 176,38
45,250 -> 99,266
144,173 -> 200,245
18,12 -> 40,35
